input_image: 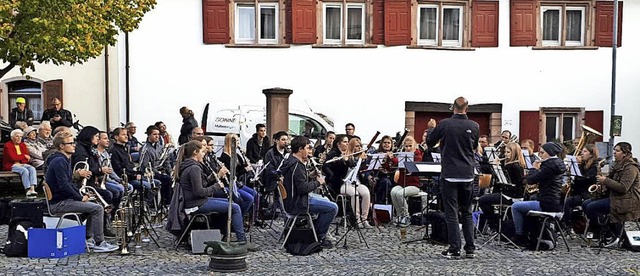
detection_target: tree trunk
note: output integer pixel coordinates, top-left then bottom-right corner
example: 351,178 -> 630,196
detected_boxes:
0,63 -> 16,79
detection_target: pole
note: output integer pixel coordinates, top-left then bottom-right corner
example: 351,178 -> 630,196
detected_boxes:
608,0 -> 618,164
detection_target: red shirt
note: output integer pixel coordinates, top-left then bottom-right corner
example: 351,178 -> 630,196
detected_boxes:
3,140 -> 30,171
390,149 -> 424,187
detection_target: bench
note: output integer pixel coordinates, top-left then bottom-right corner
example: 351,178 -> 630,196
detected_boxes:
0,170 -> 46,185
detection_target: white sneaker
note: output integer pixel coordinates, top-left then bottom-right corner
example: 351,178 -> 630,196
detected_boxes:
604,238 -> 620,248
93,241 -> 118,253
325,232 -> 336,242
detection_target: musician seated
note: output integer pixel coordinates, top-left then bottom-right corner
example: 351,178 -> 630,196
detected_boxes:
371,135 -> 394,204
46,131 -> 118,253
141,125 -> 174,206
264,131 -> 290,193
125,122 -> 141,162
389,136 -> 423,227
322,134 -> 350,197
197,136 -> 232,200
511,142 -> 565,246
313,131 -> 335,161
154,121 -> 174,147
339,138 -> 372,228
583,142 -> 640,245
110,127 -> 156,202
478,143 -> 525,231
282,136 -> 337,249
2,129 -> 39,197
175,141 -> 255,247
562,144 -> 598,229
246,123 -> 270,164
219,133 -> 258,216
97,131 -> 131,217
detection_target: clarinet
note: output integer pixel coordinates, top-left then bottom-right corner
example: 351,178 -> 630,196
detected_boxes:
204,156 -> 230,198
309,155 -> 333,201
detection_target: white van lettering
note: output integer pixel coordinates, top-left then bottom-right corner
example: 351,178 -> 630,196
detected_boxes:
215,117 -> 236,123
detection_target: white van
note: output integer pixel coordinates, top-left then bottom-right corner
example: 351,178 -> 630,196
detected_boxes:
201,104 -> 334,155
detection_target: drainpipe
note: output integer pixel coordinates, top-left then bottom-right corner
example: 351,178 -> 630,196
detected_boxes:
608,0 -> 618,165
104,46 -> 110,130
125,32 -> 131,122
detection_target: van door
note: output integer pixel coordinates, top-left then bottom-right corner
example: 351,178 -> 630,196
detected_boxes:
289,113 -> 327,146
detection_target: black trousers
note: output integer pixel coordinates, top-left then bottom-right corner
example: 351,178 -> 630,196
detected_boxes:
441,179 -> 475,252
478,193 -> 513,228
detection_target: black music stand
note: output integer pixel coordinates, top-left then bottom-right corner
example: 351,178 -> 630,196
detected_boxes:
402,162 -> 442,245
335,158 -> 370,249
480,164 -> 519,248
366,153 -> 386,205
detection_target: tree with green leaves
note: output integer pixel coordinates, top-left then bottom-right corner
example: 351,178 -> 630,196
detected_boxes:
0,0 -> 156,79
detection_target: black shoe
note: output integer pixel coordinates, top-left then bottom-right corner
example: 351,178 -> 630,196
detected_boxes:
464,246 -> 476,259
513,235 -> 528,247
441,249 -> 460,259
103,228 -> 116,238
320,239 -> 333,249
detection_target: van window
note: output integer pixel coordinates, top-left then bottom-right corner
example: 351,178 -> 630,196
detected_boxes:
289,114 -> 326,139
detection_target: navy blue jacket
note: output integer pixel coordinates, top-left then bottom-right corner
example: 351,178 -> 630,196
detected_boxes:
426,114 -> 479,179
46,152 -> 83,204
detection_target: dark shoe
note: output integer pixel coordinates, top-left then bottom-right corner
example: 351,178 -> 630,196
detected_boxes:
441,249 -> 460,259
513,235 -> 528,247
103,228 -> 116,238
238,241 -> 260,252
464,246 -> 476,259
320,239 -> 333,249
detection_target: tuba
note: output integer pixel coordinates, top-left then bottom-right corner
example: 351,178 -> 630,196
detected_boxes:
573,125 -> 603,156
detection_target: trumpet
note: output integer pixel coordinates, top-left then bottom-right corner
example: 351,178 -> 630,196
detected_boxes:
113,170 -> 132,255
156,143 -> 175,172
80,184 -> 111,210
99,153 -> 111,190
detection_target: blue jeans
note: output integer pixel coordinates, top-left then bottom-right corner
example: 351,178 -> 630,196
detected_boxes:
582,198 -> 610,222
441,180 -> 475,252
195,198 -> 245,241
236,186 -> 256,215
375,176 -> 392,204
308,196 -> 338,240
511,200 -> 541,235
12,164 -> 37,189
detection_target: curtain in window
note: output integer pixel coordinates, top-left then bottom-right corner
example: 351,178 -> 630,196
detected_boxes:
542,9 -> 560,41
346,6 -> 362,40
420,8 -> 437,40
260,7 -> 276,40
325,6 -> 341,40
566,10 -> 582,42
238,6 -> 255,40
442,8 -> 460,41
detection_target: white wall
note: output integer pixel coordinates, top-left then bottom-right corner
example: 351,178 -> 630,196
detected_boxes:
124,0 -> 639,155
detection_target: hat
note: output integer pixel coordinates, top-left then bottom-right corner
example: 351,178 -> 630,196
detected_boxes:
23,126 -> 37,136
541,142 -> 563,156
16,97 -> 26,104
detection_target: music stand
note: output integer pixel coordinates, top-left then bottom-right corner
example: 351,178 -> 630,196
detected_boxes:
335,158 -> 370,249
366,153 -> 391,221
522,150 -> 536,170
431,153 -> 441,163
484,147 -> 500,164
402,162 -> 443,245
481,164 -> 519,248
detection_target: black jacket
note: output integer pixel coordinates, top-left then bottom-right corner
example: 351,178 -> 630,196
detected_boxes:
9,107 -> 34,127
525,157 -> 565,212
41,108 -> 73,129
178,116 -> 198,145
263,146 -> 288,192
110,142 -> 137,180
282,155 -> 319,215
71,127 -> 104,187
426,114 -> 479,179
502,162 -> 525,198
246,133 -> 270,163
322,149 -> 351,193
572,165 -> 597,196
45,152 -> 83,204
179,158 -> 216,209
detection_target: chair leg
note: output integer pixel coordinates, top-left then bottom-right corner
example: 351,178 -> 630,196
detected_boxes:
174,215 -> 200,250
278,217 -> 292,244
281,216 -> 298,249
555,218 -> 571,252
306,213 -> 318,242
535,217 -> 549,251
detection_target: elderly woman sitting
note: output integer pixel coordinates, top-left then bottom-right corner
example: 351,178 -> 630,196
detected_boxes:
3,129 -> 38,197
23,126 -> 47,169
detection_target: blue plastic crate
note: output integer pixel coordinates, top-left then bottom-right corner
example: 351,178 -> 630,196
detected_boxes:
28,225 -> 86,258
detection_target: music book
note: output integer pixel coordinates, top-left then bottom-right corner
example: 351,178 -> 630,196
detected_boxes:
565,155 -> 582,177
431,153 -> 441,163
394,152 -> 414,168
522,149 -> 535,169
485,147 -> 499,163
415,163 -> 442,174
492,164 -> 510,184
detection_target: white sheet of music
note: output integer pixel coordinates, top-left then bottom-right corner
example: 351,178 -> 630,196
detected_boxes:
522,150 -> 535,169
367,153 -> 386,170
431,153 -> 441,163
492,164 -> 509,184
566,155 -> 582,177
394,152 -> 414,168
485,147 -> 498,163
416,163 -> 442,173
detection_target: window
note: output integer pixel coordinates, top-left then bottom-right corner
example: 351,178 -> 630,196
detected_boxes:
541,6 -> 584,46
289,114 -> 326,139
323,3 -> 365,45
545,113 -> 576,143
416,4 -> 464,47
234,3 -> 279,44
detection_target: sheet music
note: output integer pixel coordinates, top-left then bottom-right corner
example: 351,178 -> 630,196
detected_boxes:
566,155 -> 582,177
522,149 -> 534,169
485,147 -> 498,163
394,152 -> 414,169
492,164 -> 509,184
431,153 -> 441,163
415,163 -> 442,173
367,153 -> 386,170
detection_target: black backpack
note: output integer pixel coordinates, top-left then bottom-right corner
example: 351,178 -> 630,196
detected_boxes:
526,217 -> 557,250
284,226 -> 323,256
424,211 -> 448,244
0,198 -> 12,225
1,219 -> 36,257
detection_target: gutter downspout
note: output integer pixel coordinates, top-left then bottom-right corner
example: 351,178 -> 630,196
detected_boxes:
125,32 -> 131,122
104,46 -> 110,130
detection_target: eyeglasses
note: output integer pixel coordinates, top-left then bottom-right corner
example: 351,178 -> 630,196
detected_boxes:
194,133 -> 204,135
501,136 -> 509,139
345,128 -> 354,131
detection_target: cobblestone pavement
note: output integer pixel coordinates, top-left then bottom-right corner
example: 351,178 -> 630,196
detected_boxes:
1,219 -> 639,275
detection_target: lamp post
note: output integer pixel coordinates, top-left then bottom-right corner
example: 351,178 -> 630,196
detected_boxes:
608,0 -> 619,164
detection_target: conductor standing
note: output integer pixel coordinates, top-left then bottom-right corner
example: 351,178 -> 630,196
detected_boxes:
426,96 -> 479,259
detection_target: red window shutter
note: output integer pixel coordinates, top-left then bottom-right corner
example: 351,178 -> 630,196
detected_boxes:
384,0 -> 411,46
584,111 -> 604,142
472,1 -> 499,47
595,1 -> 623,47
42,80 -> 64,109
519,111 -> 540,152
202,0 -> 229,44
290,0 -> 316,44
372,0 -> 384,44
510,0 -> 536,46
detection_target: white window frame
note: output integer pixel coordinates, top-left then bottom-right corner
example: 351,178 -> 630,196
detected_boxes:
417,4 -> 438,46
258,3 -> 279,44
345,3 -> 365,45
565,7 -> 585,47
323,3 -> 343,44
545,113 -> 576,142
541,6 -> 562,46
441,5 -> 463,47
235,4 -> 256,44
